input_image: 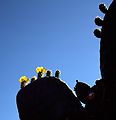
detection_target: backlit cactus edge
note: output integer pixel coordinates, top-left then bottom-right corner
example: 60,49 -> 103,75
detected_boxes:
19,66 -> 61,88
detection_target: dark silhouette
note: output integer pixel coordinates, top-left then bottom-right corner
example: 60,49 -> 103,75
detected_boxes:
74,79 -> 106,120
16,1 -> 116,120
16,76 -> 85,120
75,1 -> 116,120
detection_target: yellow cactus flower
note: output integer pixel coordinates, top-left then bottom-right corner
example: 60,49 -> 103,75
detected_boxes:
19,76 -> 30,83
36,66 -> 47,74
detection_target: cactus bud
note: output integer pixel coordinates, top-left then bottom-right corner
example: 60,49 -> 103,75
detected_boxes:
55,70 -> 61,78
94,16 -> 103,26
93,28 -> 102,38
46,70 -> 52,77
31,76 -> 37,83
99,3 -> 108,14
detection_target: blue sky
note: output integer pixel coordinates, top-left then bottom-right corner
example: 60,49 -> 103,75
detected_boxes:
0,0 -> 111,119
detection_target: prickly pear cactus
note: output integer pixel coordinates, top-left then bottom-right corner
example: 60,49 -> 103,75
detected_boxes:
94,1 -> 116,119
16,69 -> 83,120
74,1 -> 116,120
94,1 -> 116,84
16,1 -> 116,120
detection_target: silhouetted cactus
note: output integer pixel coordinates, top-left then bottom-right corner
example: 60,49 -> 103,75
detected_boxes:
16,1 -> 116,120
16,76 -> 84,120
76,1 -> 116,120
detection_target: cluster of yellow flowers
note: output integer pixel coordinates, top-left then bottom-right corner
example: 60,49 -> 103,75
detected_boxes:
19,66 -> 61,89
19,66 -> 47,84
19,76 -> 30,83
36,67 -> 47,74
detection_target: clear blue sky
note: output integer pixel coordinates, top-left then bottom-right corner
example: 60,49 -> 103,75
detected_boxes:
0,0 -> 111,119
